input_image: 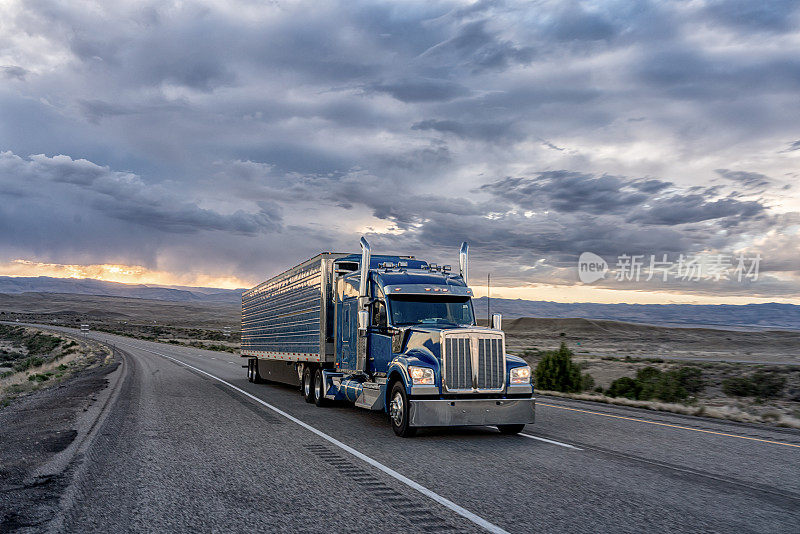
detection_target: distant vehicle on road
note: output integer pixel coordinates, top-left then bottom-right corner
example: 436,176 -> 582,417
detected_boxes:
241,238 -> 535,436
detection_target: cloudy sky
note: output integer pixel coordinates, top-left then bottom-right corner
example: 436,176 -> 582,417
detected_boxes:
1,0 -> 799,304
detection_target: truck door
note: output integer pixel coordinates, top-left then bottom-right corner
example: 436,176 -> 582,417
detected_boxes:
338,297 -> 359,372
368,299 -> 392,373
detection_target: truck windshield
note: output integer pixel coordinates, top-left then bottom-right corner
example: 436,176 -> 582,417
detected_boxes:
388,295 -> 474,327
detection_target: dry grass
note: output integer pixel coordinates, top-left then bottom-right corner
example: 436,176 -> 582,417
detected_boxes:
0,328 -> 112,406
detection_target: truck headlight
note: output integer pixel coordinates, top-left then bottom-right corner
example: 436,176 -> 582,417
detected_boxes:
510,366 -> 531,385
408,366 -> 435,385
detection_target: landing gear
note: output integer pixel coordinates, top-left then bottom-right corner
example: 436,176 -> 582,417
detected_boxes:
248,359 -> 263,383
497,424 -> 526,435
389,382 -> 416,437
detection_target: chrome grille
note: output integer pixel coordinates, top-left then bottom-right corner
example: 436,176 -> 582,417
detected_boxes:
445,337 -> 473,390
443,332 -> 505,392
476,338 -> 503,390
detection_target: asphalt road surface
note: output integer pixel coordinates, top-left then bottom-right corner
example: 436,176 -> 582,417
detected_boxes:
27,328 -> 800,533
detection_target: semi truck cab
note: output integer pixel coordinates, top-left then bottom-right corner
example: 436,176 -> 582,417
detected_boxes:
242,238 -> 535,437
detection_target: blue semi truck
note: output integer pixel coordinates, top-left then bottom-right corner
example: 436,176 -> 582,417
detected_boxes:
241,238 -> 535,437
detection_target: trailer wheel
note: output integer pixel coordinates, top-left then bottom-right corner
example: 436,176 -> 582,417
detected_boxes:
313,368 -> 328,407
302,365 -> 315,403
251,359 -> 264,384
497,424 -> 526,435
389,382 -> 416,437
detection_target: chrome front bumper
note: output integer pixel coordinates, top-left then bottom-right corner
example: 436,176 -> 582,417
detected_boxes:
408,398 -> 535,427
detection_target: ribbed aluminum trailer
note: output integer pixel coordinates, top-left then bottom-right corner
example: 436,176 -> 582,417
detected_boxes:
241,253 -> 347,384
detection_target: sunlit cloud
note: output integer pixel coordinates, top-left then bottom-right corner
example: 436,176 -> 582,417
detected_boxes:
0,259 -> 252,289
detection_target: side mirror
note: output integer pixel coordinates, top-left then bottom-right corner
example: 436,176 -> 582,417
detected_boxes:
357,310 -> 369,334
490,313 -> 502,331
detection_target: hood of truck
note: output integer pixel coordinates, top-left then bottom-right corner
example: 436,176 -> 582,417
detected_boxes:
403,325 -> 500,360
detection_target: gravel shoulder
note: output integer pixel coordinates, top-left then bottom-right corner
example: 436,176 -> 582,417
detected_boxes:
0,347 -> 121,532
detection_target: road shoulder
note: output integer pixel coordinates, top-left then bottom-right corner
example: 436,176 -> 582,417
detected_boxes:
0,346 -> 123,532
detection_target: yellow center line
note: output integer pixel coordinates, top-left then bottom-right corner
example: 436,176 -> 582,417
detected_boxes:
538,402 -> 800,449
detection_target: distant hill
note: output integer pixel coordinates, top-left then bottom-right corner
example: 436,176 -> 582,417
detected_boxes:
1,276 -> 797,330
473,297 -> 800,330
0,276 -> 243,304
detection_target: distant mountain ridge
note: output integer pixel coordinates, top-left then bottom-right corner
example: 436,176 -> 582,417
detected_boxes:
0,276 -> 244,304
473,297 -> 800,330
0,276 -> 797,330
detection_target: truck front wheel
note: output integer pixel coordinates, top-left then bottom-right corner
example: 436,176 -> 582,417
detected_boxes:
497,424 -> 526,435
389,382 -> 416,437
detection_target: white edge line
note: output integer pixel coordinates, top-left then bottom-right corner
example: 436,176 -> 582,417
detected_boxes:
121,341 -> 511,534
520,433 -> 582,450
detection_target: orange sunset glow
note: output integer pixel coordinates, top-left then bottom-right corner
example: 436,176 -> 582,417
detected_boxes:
1,259 -> 253,289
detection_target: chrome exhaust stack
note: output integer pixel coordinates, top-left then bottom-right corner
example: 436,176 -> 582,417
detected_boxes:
357,237 -> 371,373
459,242 -> 469,286
359,236 -> 371,297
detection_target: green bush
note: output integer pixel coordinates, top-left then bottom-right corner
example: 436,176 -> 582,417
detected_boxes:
653,370 -> 688,403
25,333 -> 61,354
28,373 -> 50,382
723,372 -> 786,398
722,376 -> 754,397
534,342 -> 582,392
635,367 -> 662,400
580,373 -> 595,391
750,371 -> 786,398
13,356 -> 45,372
607,377 -> 639,399
606,366 -> 690,403
677,367 -> 704,394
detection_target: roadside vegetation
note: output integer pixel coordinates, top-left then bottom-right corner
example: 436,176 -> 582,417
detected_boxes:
0,325 -> 110,408
91,323 -> 240,354
534,342 -> 595,393
522,341 -> 800,429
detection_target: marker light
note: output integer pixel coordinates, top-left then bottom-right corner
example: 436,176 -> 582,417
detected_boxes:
510,366 -> 531,385
408,366 -> 435,385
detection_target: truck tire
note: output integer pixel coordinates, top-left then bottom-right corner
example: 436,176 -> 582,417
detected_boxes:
497,424 -> 525,435
251,359 -> 264,384
314,367 -> 328,407
302,365 -> 315,403
389,382 -> 416,437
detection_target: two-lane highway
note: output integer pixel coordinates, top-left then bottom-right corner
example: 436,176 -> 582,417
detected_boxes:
51,328 -> 800,533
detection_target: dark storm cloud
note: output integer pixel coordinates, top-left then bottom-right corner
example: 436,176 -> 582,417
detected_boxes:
626,195 -> 765,225
715,169 -> 772,189
630,179 -> 672,194
1,66 -> 28,80
540,3 -> 618,42
0,152 -> 282,236
367,79 -> 470,103
636,47 -> 800,99
480,172 -> 651,215
1,0 -> 798,295
419,19 -> 535,72
703,0 -> 800,33
411,118 -> 519,141
783,140 -> 800,152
